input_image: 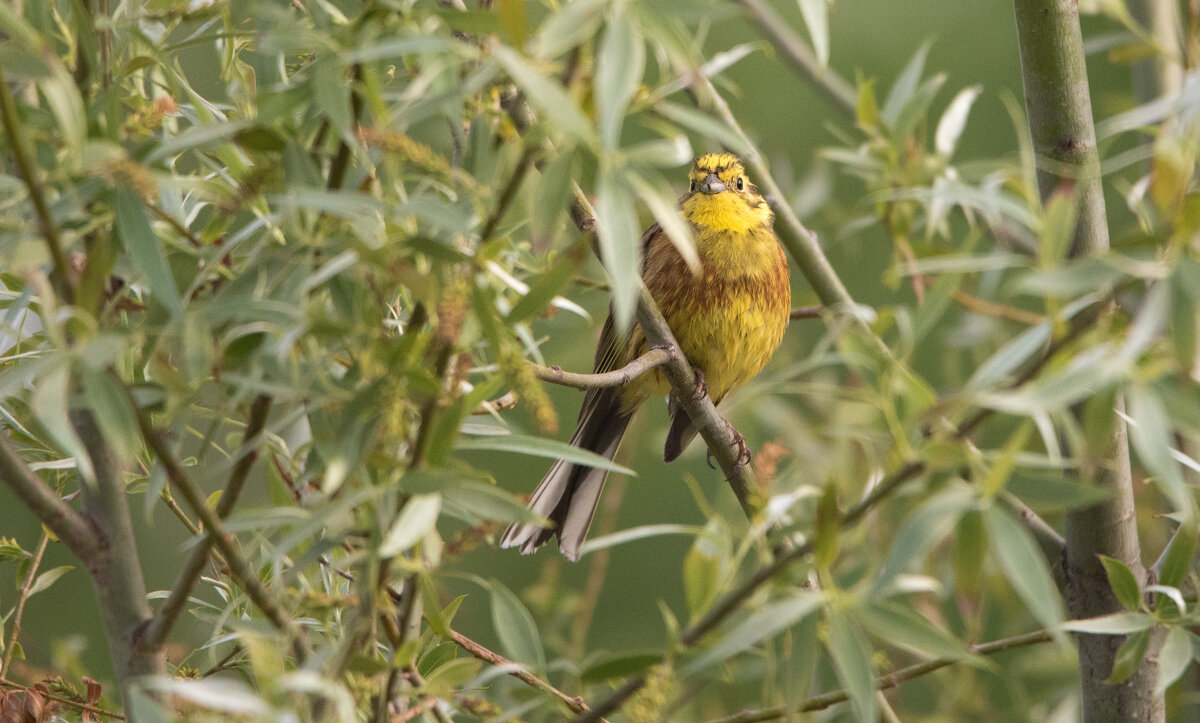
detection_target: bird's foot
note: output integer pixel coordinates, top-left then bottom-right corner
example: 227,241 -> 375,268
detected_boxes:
705,421 -> 752,471
726,420 -> 752,470
691,366 -> 708,401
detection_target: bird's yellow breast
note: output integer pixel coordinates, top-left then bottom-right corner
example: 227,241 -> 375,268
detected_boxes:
620,221 -> 790,413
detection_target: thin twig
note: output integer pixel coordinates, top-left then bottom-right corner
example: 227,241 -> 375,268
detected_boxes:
446,628 -> 600,719
0,678 -> 126,721
730,0 -> 858,118
142,395 -> 273,650
2,531 -> 49,675
123,381 -> 307,661
789,305 -> 823,320
952,290 -> 1046,325
705,629 -> 1054,722
532,348 -> 672,391
0,434 -> 95,560
0,65 -> 74,303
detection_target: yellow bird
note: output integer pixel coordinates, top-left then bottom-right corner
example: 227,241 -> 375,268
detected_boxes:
501,153 -> 791,560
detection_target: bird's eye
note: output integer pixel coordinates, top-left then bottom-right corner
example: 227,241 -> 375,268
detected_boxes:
690,180 -> 696,192
736,177 -> 744,190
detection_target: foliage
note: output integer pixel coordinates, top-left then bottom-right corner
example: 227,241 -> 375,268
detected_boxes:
1,0 -> 1199,721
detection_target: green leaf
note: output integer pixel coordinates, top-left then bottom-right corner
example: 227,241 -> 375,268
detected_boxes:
506,242 -> 589,324
114,187 -> 184,317
493,45 -> 594,143
882,40 -> 932,127
594,6 -> 644,149
797,0 -> 830,66
0,537 -> 28,561
31,362 -> 95,484
825,609 -> 877,723
855,601 -> 968,660
1127,385 -> 1191,514
27,565 -> 73,597
628,171 -> 698,272
1098,555 -> 1142,612
1106,628 -> 1149,685
655,102 -> 749,155
456,434 -> 635,475
1157,523 -> 1197,589
489,579 -> 546,670
594,167 -> 642,331
814,482 -> 840,572
983,505 -> 1063,629
1060,612 -> 1154,634
980,423 -> 1031,498
531,0 -> 606,59
497,0 -> 528,48
420,574 -> 449,637
874,485 -> 974,591
683,592 -> 821,674
580,651 -> 663,682
893,72 -> 947,140
79,365 -> 142,461
1038,187 -> 1079,269
683,519 -> 731,621
1155,626 -> 1193,694
378,493 -> 442,557
934,85 -> 982,157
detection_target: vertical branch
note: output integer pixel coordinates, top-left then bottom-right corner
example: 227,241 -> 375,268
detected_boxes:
1128,0 -> 1184,103
1011,1 -> 1160,720
71,411 -> 167,708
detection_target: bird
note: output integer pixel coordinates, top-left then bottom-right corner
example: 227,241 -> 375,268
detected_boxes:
500,153 -> 791,561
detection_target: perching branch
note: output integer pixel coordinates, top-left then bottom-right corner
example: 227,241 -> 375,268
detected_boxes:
570,190 -> 764,517
729,0 -> 858,119
532,348 -> 672,390
789,305 -> 823,320
141,395 -> 273,651
706,629 -> 1054,722
446,628 -> 600,720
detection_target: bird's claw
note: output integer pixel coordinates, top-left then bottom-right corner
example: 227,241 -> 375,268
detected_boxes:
691,367 -> 708,401
705,423 -> 752,471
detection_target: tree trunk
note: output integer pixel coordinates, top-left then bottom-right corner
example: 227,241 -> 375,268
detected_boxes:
1012,1 -> 1162,720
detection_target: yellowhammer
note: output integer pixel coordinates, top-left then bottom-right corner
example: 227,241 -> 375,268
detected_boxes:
501,153 -> 791,560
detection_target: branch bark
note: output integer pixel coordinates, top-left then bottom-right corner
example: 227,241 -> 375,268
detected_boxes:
1012,1 -> 1159,719
71,411 -> 167,707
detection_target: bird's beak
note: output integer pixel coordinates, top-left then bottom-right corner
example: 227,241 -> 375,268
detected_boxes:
699,173 -> 727,194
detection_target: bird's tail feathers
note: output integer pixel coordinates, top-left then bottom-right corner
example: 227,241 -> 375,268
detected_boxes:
499,393 -> 631,561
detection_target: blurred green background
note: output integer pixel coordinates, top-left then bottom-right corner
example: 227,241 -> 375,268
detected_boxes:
1,0 -> 1146,714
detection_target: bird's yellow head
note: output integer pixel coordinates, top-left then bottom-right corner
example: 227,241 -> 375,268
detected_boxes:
680,153 -> 773,234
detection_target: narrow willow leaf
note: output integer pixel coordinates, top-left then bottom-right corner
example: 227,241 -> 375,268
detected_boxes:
983,505 -> 1064,629
683,592 -> 821,674
497,0 -> 528,48
935,85 -> 982,157
874,485 -> 974,591
493,45 -> 594,143
825,609 -> 876,723
114,187 -> 184,316
855,601 -> 968,660
506,242 -> 589,324
1155,626 -> 1193,694
1106,628 -> 1150,685
1098,555 -> 1142,612
27,565 -> 74,597
595,169 -> 642,331
882,40 -> 932,127
1126,385 -> 1190,514
580,651 -> 663,682
894,73 -> 947,140
420,574 -> 449,636
456,434 -> 635,475
530,0 -> 606,59
1157,523 -> 1197,589
1060,612 -> 1155,635
379,493 -> 442,557
628,172 -> 698,272
797,0 -> 830,66
655,102 -> 749,155
31,363 -> 95,483
489,579 -> 546,670
595,6 -> 644,149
